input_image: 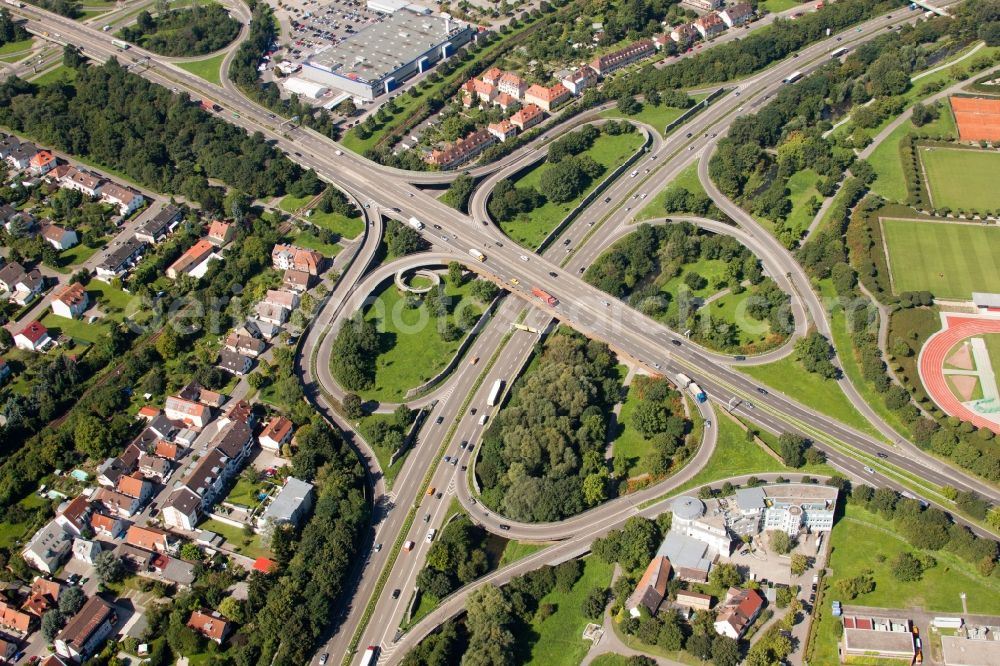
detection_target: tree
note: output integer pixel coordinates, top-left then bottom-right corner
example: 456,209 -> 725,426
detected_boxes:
343,393 -> 364,419
790,553 -> 809,576
448,261 -> 465,286
794,332 -> 838,378
42,610 -> 65,642
581,586 -> 607,619
58,586 -> 85,616
778,433 -> 807,468
708,562 -> 741,589
769,530 -> 792,555
469,279 -> 499,304
94,551 -> 126,584
74,415 -> 115,459
891,552 -> 923,582
711,636 -> 741,666
554,559 -> 583,592
180,543 -> 203,561
442,174 -> 475,212
218,596 -> 247,624
631,400 -> 670,438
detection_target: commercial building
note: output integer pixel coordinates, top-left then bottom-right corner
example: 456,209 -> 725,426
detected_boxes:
731,484 -> 838,537
841,616 -> 917,662
671,495 -> 732,555
282,77 -> 330,99
301,9 -> 474,101
257,477 -> 315,532
941,634 -> 1000,666
682,0 -> 723,12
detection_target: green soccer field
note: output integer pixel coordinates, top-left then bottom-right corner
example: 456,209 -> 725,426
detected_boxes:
920,147 -> 1000,211
881,218 -> 1000,299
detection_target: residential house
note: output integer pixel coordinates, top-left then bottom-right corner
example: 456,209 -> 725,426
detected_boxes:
481,66 -> 502,85
0,262 -> 44,306
41,223 -> 79,251
72,539 -> 100,565
497,72 -> 526,99
670,23 -> 698,48
627,556 -> 672,617
28,150 -> 55,176
561,65 -> 599,95
177,381 -> 226,409
99,183 -> 144,216
164,396 -> 211,429
496,92 -> 517,111
260,415 -> 294,452
161,487 -> 202,531
473,79 -> 498,104
244,318 -> 281,340
207,220 -> 235,246
137,406 -> 160,420
61,168 -> 104,198
223,399 -> 254,427
40,656 -> 72,666
255,301 -> 289,326
96,444 -> 141,488
589,39 -> 656,76
151,554 -> 196,587
212,421 -> 254,468
126,525 -> 174,553
23,577 -> 61,618
523,82 -> 571,112
271,244 -> 324,275
264,289 -> 299,311
22,521 -> 73,574
138,452 -> 171,482
89,511 -> 125,539
54,596 -> 116,662
55,496 -> 92,536
218,349 -> 253,376
510,103 -> 544,131
116,472 -> 154,503
187,609 -> 231,644
713,587 -> 764,639
95,237 -> 146,282
257,477 -> 314,532
0,601 -> 34,635
488,120 -> 518,142
166,239 -> 220,280
92,488 -> 143,519
14,321 -> 51,352
5,142 -> 37,170
426,129 -> 496,169
224,333 -> 266,358
719,3 -> 753,27
135,205 -> 181,244
162,449 -> 229,530
155,439 -> 180,460
51,282 -> 89,320
0,636 -> 16,661
282,269 -> 312,292
682,0 -> 722,11
653,33 -> 672,49
694,12 -> 725,39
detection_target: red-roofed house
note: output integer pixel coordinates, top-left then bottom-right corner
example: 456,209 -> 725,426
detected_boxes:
90,511 -> 125,538
165,396 -> 210,429
187,609 -> 231,644
253,557 -> 277,573
155,439 -> 180,460
272,244 -> 324,275
488,120 -> 518,142
714,587 -> 764,639
117,472 -> 153,502
54,596 -> 116,661
29,150 -> 55,176
260,415 -> 294,451
510,103 -> 544,131
56,496 -> 91,536
627,556 -> 672,617
497,72 -> 526,99
473,79 -> 497,104
51,282 -> 89,320
694,12 -> 725,39
561,66 -> 598,95
426,130 -> 496,169
670,23 -> 698,45
496,92 -> 517,111
524,82 -> 571,112
166,239 -> 219,279
481,67 -> 502,85
590,39 -> 655,75
0,637 -> 14,662
126,525 -> 174,553
0,601 -> 34,635
14,321 -> 50,352
138,406 -> 160,420
207,220 -> 235,246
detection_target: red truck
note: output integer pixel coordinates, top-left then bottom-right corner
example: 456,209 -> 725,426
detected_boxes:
532,287 -> 558,306
200,100 -> 222,113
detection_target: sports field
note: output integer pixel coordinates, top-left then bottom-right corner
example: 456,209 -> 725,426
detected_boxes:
920,147 -> 1000,210
881,218 -> 1000,298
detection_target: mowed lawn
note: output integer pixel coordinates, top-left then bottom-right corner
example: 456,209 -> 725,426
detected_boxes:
881,218 -> 1000,298
520,557 -> 615,666
500,132 -> 645,249
921,147 -> 1000,211
176,52 -> 226,86
599,92 -> 708,135
360,277 -> 484,402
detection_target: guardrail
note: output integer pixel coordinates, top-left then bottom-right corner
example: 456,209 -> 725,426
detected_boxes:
662,86 -> 728,135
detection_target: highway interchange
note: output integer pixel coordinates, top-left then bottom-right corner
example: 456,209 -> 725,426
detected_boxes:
11,1 -> 997,664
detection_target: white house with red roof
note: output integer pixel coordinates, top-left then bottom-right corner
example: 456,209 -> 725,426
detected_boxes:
15,321 -> 51,351
260,415 -> 294,451
41,223 -> 79,251
29,150 -> 55,176
523,82 -> 571,112
51,282 -> 89,320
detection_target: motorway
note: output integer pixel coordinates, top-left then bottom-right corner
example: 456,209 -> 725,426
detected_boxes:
15,3 -> 998,665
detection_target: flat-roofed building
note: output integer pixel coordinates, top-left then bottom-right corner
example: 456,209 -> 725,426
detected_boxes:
842,616 -> 916,662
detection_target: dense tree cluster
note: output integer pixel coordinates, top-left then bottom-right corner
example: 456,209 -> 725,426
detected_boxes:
329,315 -> 380,392
627,375 -> 691,475
794,331 -> 839,379
0,9 -> 28,46
23,0 -> 78,18
487,177 -> 545,223
476,332 -> 621,521
415,516 -> 492,600
441,174 -> 475,212
851,484 -> 998,576
0,59 -> 300,211
119,4 -> 241,57
385,219 -> 429,257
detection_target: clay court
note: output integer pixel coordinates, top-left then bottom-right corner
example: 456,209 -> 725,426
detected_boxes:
919,314 -> 1000,433
950,96 -> 1000,142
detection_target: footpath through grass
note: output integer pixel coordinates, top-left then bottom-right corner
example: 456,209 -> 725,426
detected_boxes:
500,131 -> 645,248
739,355 -> 882,439
809,503 -> 1000,664
518,556 -> 615,666
880,218 -> 1000,298
176,51 -> 226,86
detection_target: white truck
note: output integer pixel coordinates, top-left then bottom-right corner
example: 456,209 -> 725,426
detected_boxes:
408,216 -> 424,231
674,372 -> 693,388
468,248 -> 486,262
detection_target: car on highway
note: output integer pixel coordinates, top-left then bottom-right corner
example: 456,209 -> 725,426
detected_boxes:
424,514 -> 431,522
460,441 -> 468,449
443,456 -> 451,463
549,271 -> 558,277
499,524 -> 510,531
436,416 -> 444,424
757,387 -> 768,395
461,465 -> 468,471
562,238 -> 571,246
744,402 -> 755,410
734,355 -> 746,361
876,452 -> 889,459
604,197 -> 611,203
510,278 -> 520,286
426,529 -> 436,542
863,466 -> 875,474
519,255 -> 529,262
436,492 -> 443,499
470,407 -> 477,415
433,224 -> 442,229
470,356 -> 479,365
451,458 -> 458,466
374,543 -> 382,552
671,339 -> 682,347
426,487 -> 435,496
705,420 -> 712,428
630,170 -> 638,177
319,653 -> 329,665
392,589 -> 401,599
478,414 -> 488,425
403,541 -> 415,552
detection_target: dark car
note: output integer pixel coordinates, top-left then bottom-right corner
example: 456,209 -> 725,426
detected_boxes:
499,524 -> 511,531
436,416 -> 444,424
876,452 -> 889,459
548,271 -> 558,277
671,339 -> 682,347
392,589 -> 401,599
734,355 -> 746,361
460,440 -> 468,449
757,387 -> 768,395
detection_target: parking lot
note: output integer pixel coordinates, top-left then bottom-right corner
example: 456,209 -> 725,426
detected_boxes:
273,0 -> 387,64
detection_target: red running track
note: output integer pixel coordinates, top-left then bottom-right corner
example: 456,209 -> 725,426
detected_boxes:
918,314 -> 1000,434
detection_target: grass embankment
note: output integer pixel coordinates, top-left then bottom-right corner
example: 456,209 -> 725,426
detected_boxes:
637,160 -> 708,220
176,51 -> 226,86
599,93 -> 709,134
500,131 -> 645,249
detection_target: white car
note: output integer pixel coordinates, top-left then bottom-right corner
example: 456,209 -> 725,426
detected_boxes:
519,255 -> 529,262
426,529 -> 437,542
